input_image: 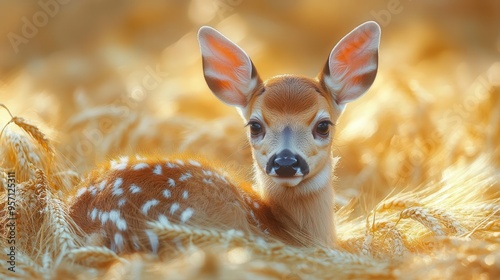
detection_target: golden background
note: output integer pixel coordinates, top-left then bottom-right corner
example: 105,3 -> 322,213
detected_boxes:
0,0 -> 499,279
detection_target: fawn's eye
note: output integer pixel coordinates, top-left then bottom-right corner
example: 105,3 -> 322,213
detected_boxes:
314,121 -> 332,138
247,121 -> 265,137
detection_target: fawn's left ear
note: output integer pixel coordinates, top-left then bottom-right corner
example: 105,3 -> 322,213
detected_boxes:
198,26 -> 261,108
319,21 -> 381,106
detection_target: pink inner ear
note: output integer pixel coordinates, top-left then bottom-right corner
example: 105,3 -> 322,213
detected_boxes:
327,22 -> 380,104
199,27 -> 257,107
334,28 -> 376,65
205,34 -> 246,82
206,35 -> 245,67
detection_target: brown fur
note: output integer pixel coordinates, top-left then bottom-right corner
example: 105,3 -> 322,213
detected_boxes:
69,155 -> 304,253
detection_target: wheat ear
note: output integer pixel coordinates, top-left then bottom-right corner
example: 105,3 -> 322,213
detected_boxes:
12,116 -> 54,155
399,207 -> 446,236
68,246 -> 123,267
428,208 -> 468,235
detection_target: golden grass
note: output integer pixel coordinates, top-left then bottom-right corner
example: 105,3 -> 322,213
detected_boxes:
0,1 -> 499,279
1,76 -> 498,279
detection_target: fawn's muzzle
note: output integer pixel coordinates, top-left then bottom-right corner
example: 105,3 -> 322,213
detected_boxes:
266,149 -> 309,177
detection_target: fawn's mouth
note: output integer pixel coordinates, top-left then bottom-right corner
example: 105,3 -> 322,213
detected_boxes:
268,174 -> 304,187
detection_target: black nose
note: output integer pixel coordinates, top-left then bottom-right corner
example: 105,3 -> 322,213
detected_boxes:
266,149 -> 309,178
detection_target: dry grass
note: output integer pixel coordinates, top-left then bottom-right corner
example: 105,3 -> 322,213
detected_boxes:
0,1 -> 499,279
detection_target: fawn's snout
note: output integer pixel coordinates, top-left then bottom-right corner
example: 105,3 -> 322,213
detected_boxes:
266,149 -> 309,178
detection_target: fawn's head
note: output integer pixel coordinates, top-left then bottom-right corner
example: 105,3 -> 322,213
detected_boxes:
198,22 -> 380,190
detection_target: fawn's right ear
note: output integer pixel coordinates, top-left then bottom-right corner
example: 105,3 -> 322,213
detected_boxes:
198,26 -> 261,108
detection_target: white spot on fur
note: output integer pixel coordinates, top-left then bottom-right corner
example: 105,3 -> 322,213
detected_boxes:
129,184 -> 141,194
202,178 -> 214,186
162,189 -> 171,198
153,164 -> 162,175
101,212 -> 109,224
175,159 -> 184,166
114,233 -> 124,251
215,173 -> 228,183
142,199 -> 159,215
180,208 -> 194,223
90,208 -> 98,221
202,169 -> 213,176
98,180 -> 107,191
118,198 -> 126,207
189,160 -> 201,167
170,203 -> 179,215
111,157 -> 128,170
133,162 -> 149,170
253,202 -> 260,209
112,187 -> 123,196
109,210 -> 120,223
114,178 -> 123,188
158,214 -> 169,226
76,187 -> 87,197
89,185 -> 97,196
179,173 -> 192,182
112,178 -> 124,196
109,210 -> 127,231
116,217 -> 127,231
145,230 -> 159,253
166,162 -> 177,168
168,178 -> 176,187
182,190 -> 188,200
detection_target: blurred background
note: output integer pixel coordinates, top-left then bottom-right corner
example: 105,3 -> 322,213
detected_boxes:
1,0 -> 499,213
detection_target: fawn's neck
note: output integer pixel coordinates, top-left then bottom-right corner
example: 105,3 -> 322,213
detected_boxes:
255,159 -> 336,247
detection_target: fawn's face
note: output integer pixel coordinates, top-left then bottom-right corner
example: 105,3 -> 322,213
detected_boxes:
198,22 -> 380,188
242,75 -> 343,187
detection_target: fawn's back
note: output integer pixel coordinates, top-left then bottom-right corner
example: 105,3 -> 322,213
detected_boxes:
69,155 -> 292,252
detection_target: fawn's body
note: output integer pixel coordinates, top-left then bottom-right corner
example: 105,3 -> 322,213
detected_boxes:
69,22 -> 381,253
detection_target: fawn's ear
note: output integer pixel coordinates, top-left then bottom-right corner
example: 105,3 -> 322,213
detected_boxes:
198,26 -> 261,108
320,21 -> 380,106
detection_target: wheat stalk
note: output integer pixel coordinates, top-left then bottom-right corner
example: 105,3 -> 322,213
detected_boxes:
35,169 -> 48,206
0,104 -> 53,158
362,220 -> 408,258
361,230 -> 374,257
399,207 -> 446,236
428,208 -> 468,236
377,198 -> 421,212
68,246 -> 123,267
478,220 -> 500,232
147,220 -> 388,270
41,191 -> 79,267
477,204 -> 500,216
12,116 -> 54,156
4,130 -> 41,179
375,221 -> 407,258
0,103 -> 14,139
148,221 -> 391,278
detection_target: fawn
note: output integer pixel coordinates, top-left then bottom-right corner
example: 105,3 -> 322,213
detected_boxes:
69,21 -> 380,253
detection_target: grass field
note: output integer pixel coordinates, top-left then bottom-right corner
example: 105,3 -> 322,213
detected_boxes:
0,1 -> 499,279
